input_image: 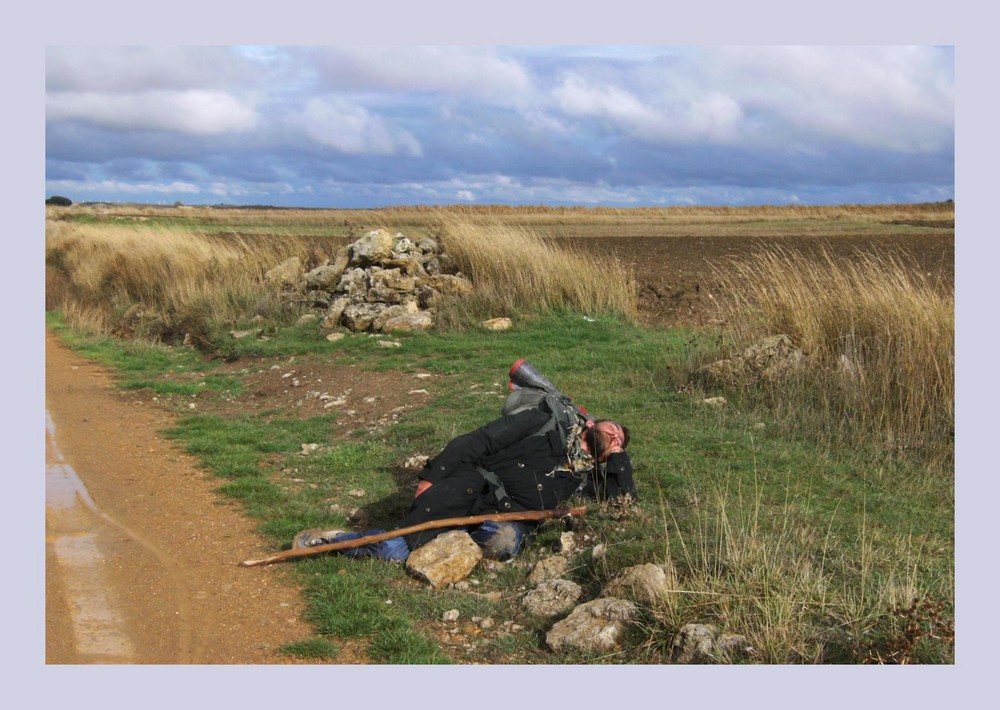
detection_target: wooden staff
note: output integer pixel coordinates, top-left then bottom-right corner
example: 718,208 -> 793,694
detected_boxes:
240,506 -> 587,567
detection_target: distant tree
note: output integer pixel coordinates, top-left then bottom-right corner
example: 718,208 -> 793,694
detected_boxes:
46,195 -> 73,206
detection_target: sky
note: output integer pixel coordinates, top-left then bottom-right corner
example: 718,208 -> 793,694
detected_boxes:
44,45 -> 954,208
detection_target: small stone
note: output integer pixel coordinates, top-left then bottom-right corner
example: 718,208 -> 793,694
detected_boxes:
482,317 -> 513,331
442,609 -> 460,622
404,455 -> 430,470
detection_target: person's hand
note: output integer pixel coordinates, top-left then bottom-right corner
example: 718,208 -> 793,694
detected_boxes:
601,422 -> 625,459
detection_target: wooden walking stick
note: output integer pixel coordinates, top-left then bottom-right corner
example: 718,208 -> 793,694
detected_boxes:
240,506 -> 587,567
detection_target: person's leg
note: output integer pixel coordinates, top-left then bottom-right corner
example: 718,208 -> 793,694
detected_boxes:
470,520 -> 526,560
293,528 -> 409,561
397,474 -> 486,550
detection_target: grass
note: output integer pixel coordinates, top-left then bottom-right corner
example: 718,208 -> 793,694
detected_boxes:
44,204 -> 954,664
47,309 -> 954,664
45,221 -> 317,344
434,215 -> 637,321
704,247 -> 954,461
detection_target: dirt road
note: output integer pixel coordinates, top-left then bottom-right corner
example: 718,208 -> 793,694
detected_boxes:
45,330 -> 317,664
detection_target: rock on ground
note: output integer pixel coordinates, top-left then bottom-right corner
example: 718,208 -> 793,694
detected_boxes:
670,623 -> 752,663
528,555 -> 570,586
545,598 -> 638,654
405,531 -> 482,589
522,579 -> 584,617
600,563 -> 676,607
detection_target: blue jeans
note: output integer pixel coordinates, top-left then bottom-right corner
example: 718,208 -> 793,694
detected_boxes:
329,530 -> 410,561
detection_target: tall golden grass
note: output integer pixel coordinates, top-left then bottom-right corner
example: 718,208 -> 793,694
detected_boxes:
45,221 -> 313,341
435,215 -> 637,319
647,482 -> 947,663
711,247 -> 954,456
45,216 -> 639,340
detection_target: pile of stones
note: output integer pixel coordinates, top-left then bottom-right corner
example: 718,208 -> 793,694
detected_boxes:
266,229 -> 475,334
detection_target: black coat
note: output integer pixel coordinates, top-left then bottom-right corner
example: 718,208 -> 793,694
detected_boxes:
395,407 -> 636,549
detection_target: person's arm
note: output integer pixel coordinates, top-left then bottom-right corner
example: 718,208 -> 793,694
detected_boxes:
603,451 -> 637,500
583,451 -> 637,501
420,408 -> 550,484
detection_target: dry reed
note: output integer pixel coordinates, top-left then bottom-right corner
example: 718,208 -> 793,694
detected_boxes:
711,247 -> 954,455
435,215 -> 637,319
45,221 -> 313,340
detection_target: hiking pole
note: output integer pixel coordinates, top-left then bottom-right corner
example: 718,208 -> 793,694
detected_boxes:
240,506 -> 587,567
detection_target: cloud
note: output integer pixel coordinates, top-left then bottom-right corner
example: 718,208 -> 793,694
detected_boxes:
43,45 -> 954,208
305,46 -> 532,100
708,46 -> 954,153
46,178 -> 202,195
45,46 -> 264,92
296,97 -> 422,156
46,90 -> 258,136
553,71 -> 743,145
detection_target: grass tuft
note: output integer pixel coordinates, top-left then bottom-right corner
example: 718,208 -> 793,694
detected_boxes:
706,247 -> 953,460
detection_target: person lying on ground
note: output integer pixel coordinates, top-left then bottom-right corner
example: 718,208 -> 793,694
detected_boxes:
292,407 -> 635,563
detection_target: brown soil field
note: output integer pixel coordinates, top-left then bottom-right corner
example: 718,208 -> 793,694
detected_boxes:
557,226 -> 954,327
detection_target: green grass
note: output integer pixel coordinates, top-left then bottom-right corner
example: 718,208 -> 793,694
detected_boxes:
47,310 -> 954,664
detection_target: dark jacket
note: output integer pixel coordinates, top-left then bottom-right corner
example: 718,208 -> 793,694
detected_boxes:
395,408 -> 636,549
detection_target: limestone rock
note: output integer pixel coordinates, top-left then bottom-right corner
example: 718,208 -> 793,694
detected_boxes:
694,334 -> 805,388
264,256 -> 303,286
336,268 -> 370,297
383,311 -> 434,333
351,229 -> 396,267
371,304 -> 414,332
523,579 -> 584,617
428,273 -> 475,297
528,555 -> 570,586
483,317 -> 513,331
405,531 -> 483,588
545,598 -> 638,653
600,563 -> 675,607
342,303 -> 388,332
304,263 -> 348,291
320,296 -> 351,329
557,531 -> 577,555
670,623 -> 718,663
266,228 -> 466,334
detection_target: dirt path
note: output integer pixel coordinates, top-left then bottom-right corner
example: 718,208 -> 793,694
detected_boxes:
45,329 -> 319,664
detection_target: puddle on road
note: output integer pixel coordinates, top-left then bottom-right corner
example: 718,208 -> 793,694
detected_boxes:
46,411 -> 136,662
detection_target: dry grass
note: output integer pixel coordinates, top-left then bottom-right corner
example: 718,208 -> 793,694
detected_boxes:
649,483 -> 948,663
435,215 -> 637,319
710,247 -> 954,456
45,221 -> 313,342
44,215 -> 639,340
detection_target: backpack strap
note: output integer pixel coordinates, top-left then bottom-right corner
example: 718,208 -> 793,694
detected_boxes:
475,466 -> 513,511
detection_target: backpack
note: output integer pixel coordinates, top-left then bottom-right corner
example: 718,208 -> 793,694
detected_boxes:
476,361 -> 596,510
501,363 -> 594,458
